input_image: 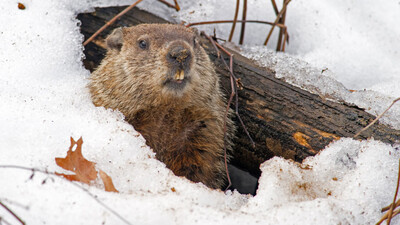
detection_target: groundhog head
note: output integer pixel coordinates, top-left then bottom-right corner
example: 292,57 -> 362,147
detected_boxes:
105,24 -> 214,98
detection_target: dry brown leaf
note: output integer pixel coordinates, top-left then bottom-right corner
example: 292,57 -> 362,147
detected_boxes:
99,170 -> 119,193
55,137 -> 97,184
55,137 -> 119,192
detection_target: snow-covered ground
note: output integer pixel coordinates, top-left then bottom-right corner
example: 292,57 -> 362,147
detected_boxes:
1,0 -> 399,224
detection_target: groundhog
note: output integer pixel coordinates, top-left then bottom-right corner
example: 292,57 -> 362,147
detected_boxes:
88,24 -> 234,189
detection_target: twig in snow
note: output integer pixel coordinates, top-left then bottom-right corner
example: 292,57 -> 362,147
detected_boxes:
263,0 -> 291,46
187,18 -> 288,50
382,201 -> 400,213
354,97 -> 400,138
387,159 -> 400,225
202,33 -> 255,147
202,32 -> 256,190
0,165 -> 132,225
0,201 -> 25,225
83,0 -> 145,46
158,0 -> 180,11
377,159 -> 400,225
83,0 -> 181,46
0,217 -> 13,225
281,27 -> 289,51
186,20 -> 286,28
270,0 -> 279,15
203,33 -> 233,190
275,0 -> 288,51
238,0 -> 247,44
228,0 -> 240,42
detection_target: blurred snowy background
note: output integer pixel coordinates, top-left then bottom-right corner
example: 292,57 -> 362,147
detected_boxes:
1,0 -> 400,224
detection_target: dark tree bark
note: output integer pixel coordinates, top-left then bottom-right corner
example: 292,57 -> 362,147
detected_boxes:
78,6 -> 400,177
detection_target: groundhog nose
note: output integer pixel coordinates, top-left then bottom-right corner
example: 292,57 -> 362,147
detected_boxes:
167,46 -> 192,67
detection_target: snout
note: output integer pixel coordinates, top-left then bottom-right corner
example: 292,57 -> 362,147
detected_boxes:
165,42 -> 193,83
166,45 -> 192,68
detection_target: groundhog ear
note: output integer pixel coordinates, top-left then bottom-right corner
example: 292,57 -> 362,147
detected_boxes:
187,27 -> 200,36
106,27 -> 124,51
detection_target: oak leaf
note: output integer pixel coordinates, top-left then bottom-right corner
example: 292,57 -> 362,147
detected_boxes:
55,137 -> 118,192
99,170 -> 118,192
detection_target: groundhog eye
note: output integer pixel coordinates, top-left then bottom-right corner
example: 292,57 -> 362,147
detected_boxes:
193,37 -> 197,47
138,40 -> 148,49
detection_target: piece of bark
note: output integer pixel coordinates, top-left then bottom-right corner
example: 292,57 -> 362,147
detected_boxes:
77,6 -> 400,177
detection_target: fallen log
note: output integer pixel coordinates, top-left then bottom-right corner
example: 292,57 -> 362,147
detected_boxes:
78,6 -> 400,178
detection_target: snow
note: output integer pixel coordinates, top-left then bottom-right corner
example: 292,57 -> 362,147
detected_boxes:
1,0 -> 399,224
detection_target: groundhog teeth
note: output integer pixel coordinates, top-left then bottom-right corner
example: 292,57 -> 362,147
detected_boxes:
174,70 -> 184,81
174,71 -> 180,80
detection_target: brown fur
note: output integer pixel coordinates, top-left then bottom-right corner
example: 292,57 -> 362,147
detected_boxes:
88,24 -> 234,189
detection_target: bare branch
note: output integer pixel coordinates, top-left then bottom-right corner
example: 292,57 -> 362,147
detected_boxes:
387,159 -> 400,225
228,0 -> 240,42
186,19 -> 286,29
173,0 -> 180,11
0,201 -> 25,225
276,0 -> 288,51
354,97 -> 400,138
239,0 -> 247,44
83,0 -> 144,46
202,32 -> 255,148
263,0 -> 291,46
376,159 -> 400,225
0,217 -> 13,225
270,0 -> 279,15
0,165 -> 132,225
158,0 -> 180,11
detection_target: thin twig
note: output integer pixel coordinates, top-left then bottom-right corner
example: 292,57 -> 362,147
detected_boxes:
282,27 -> 288,51
376,159 -> 400,225
270,0 -> 282,50
270,0 -> 279,15
203,33 -> 233,190
376,209 -> 400,225
228,0 -> 240,42
378,203 -> 400,224
203,32 -> 255,147
354,97 -> 400,138
0,201 -> 25,225
263,0 -> 291,46
239,0 -> 247,44
204,32 -> 257,187
0,165 -> 132,225
158,0 -> 180,11
276,0 -> 288,51
211,41 -> 256,148
0,217 -> 11,225
0,217 -> 13,225
224,58 -> 236,190
186,20 -> 286,29
382,200 -> 400,213
377,159 -> 400,224
173,0 -> 180,11
387,159 -> 400,225
83,0 -> 144,46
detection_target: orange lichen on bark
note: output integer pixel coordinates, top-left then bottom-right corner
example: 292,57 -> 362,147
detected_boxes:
293,132 -> 312,149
